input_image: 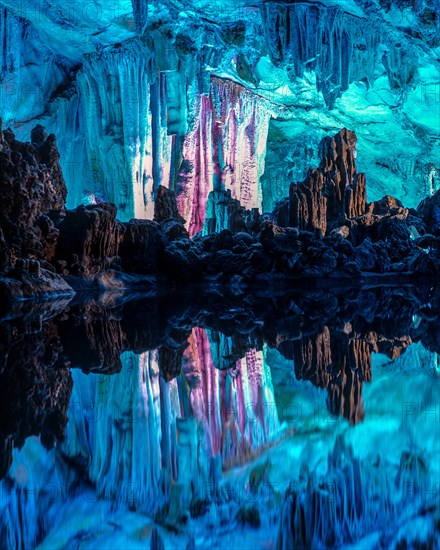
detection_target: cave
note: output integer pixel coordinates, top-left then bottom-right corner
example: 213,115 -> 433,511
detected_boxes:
0,1 -> 439,548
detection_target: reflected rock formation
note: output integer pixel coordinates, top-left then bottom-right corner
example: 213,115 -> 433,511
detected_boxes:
284,327 -> 410,425
0,315 -> 73,479
0,285 -> 439,548
276,436 -> 437,550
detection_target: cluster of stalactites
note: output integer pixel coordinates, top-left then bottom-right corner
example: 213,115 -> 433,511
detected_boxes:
261,3 -> 381,108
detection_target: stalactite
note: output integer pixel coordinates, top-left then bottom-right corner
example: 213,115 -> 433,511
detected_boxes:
178,78 -> 272,236
131,0 -> 148,36
183,329 -> 282,469
261,3 -> 381,108
0,8 -> 71,124
78,42 -> 156,221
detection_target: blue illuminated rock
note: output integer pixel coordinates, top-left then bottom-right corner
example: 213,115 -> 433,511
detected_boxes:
0,0 -> 437,219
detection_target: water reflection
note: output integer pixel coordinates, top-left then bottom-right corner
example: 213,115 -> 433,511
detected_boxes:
0,284 -> 439,548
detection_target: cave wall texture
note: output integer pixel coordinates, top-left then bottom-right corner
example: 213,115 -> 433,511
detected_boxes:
0,0 -> 439,232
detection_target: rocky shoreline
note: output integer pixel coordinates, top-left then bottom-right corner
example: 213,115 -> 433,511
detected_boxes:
1,122 -> 439,300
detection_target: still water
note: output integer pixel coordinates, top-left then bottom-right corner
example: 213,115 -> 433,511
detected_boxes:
0,284 -> 439,549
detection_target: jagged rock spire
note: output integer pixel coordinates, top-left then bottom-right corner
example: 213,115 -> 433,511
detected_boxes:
288,128 -> 367,235
0,123 -> 67,268
319,128 -> 366,220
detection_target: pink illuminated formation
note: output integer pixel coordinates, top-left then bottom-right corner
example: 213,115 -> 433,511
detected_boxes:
183,328 -> 282,468
177,78 -> 271,235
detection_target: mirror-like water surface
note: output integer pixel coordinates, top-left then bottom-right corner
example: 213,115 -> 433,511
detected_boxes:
0,285 -> 439,549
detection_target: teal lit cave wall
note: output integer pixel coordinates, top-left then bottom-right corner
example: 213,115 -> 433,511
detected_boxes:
0,0 -> 438,223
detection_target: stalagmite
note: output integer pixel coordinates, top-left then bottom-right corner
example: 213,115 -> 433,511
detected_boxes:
288,128 -> 367,235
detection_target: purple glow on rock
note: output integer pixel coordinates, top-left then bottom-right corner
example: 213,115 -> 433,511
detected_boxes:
184,328 -> 282,468
177,79 -> 270,235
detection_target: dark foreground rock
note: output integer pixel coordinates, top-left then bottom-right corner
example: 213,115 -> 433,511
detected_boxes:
0,122 -> 439,300
119,219 -> 167,274
0,122 -> 73,299
417,191 -> 440,236
53,203 -> 124,276
153,129 -> 440,282
0,123 -> 67,271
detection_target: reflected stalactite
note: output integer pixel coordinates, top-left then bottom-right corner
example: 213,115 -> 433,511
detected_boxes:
0,285 -> 439,548
0,282 -> 437,483
276,436 -> 437,550
63,351 -> 180,515
183,328 -> 282,469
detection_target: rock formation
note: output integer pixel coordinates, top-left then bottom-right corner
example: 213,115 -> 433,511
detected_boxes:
0,122 -> 66,269
1,124 -> 440,301
54,203 -> 125,276
288,128 -> 366,236
119,219 -> 167,275
417,190 -> 440,236
0,2 -> 438,547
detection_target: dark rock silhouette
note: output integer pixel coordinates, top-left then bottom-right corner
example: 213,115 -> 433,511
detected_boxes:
417,190 -> 440,236
0,122 -> 72,297
57,301 -> 125,374
54,203 -> 124,276
154,185 -> 185,224
119,219 -> 167,274
0,320 -> 72,478
0,122 -> 66,267
1,124 -> 440,300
